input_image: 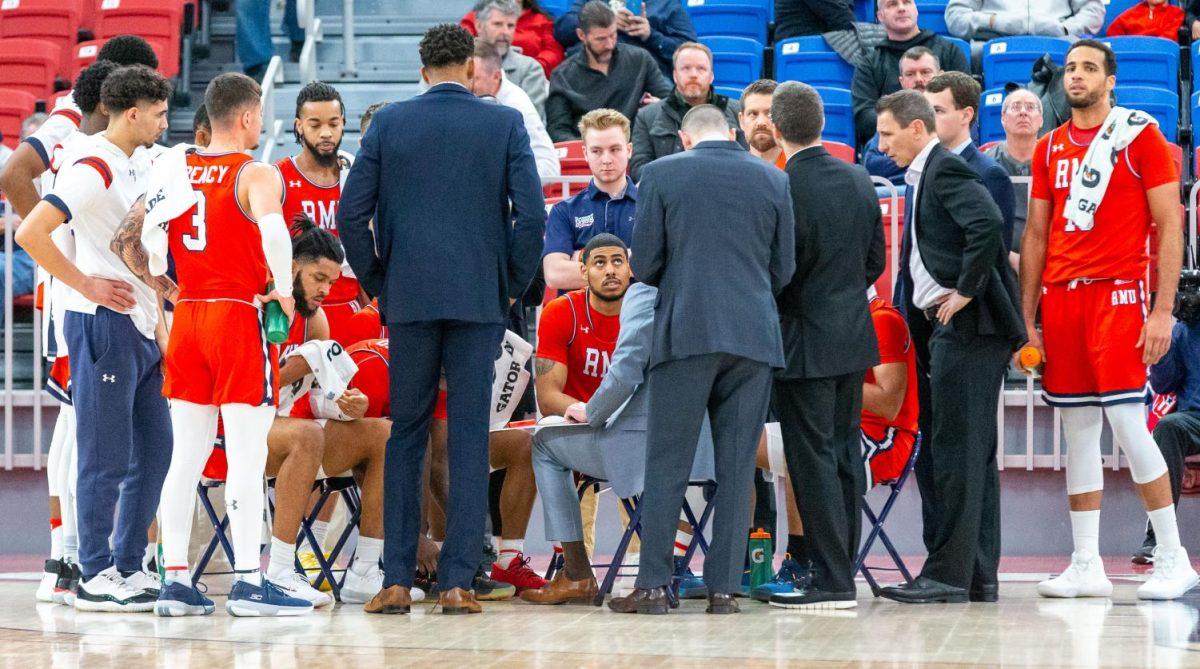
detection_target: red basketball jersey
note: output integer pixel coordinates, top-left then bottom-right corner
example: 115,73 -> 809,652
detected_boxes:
346,338 -> 391,419
169,152 -> 269,301
535,289 -> 620,403
860,297 -> 919,441
334,298 -> 385,348
277,155 -> 360,304
1030,119 -> 1178,285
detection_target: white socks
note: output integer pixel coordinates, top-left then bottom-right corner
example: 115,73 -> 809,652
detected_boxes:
50,524 -> 64,559
1070,510 -> 1101,556
352,536 -> 384,574
495,539 -> 524,569
267,537 -> 296,582
166,568 -> 192,585
1148,506 -> 1182,551
63,534 -> 78,563
674,525 -> 693,557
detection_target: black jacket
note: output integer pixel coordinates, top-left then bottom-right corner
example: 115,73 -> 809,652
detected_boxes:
630,89 -> 743,181
897,143 -> 1024,349
776,146 -> 885,379
546,45 -> 673,142
851,30 -> 971,145
775,0 -> 856,40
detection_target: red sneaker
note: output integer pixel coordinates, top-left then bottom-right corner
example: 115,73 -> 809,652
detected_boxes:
490,552 -> 548,592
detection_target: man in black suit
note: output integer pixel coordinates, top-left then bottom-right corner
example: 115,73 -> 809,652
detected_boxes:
611,105 -> 795,615
338,24 -> 545,615
765,82 -> 886,611
875,90 -> 1023,604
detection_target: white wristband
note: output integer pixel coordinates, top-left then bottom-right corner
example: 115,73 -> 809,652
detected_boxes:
257,212 -> 294,297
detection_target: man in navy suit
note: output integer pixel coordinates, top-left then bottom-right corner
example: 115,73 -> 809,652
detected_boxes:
337,24 -> 545,615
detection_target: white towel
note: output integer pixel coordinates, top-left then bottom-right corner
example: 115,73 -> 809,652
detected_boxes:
277,339 -> 359,418
1063,106 -> 1156,232
141,143 -> 198,276
490,330 -> 533,429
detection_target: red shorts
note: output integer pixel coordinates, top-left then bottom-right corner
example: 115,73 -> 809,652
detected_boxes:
1041,279 -> 1149,407
321,300 -> 362,343
163,300 -> 280,406
862,425 -> 915,487
48,356 -> 71,404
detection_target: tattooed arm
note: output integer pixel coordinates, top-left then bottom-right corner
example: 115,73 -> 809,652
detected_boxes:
110,196 -> 179,304
534,356 -> 578,418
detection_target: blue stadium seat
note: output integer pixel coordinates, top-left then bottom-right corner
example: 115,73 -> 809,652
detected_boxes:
774,36 -> 855,89
814,86 -> 855,147
540,0 -> 571,17
1116,86 -> 1178,142
981,36 -> 1070,89
1100,36 -> 1178,92
978,87 -> 1007,145
944,36 -> 970,65
685,0 -> 770,43
714,84 -> 744,99
1100,0 -> 1143,34
855,0 -> 875,22
916,0 -> 949,35
700,36 -> 764,90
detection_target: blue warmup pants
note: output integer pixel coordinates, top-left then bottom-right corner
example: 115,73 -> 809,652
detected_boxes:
65,308 -> 173,579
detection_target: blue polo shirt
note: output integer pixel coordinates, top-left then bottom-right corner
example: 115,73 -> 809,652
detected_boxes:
542,177 -> 637,257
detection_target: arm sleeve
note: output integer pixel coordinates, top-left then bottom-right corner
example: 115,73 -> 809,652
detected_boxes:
1061,0 -> 1106,37
258,212 -> 294,297
520,67 -> 549,118
1149,325 -> 1187,395
44,159 -> 107,221
1131,126 -> 1180,192
865,178 -> 887,286
336,113 -> 385,296
531,16 -> 565,74
546,86 -> 580,142
25,107 -> 81,168
542,202 -> 576,257
645,56 -> 674,98
873,309 -> 911,364
586,286 -> 654,426
643,4 -> 697,66
629,107 -> 655,182
944,0 -> 988,39
535,298 -> 572,366
629,167 -> 667,286
851,62 -> 880,146
931,161 -> 1004,299
771,174 -> 797,295
1105,10 -> 1131,36
940,39 -> 971,74
806,0 -> 856,32
505,115 -> 548,300
1029,135 -> 1053,201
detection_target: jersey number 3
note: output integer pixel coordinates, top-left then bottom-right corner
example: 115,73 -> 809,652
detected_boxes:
183,192 -> 207,251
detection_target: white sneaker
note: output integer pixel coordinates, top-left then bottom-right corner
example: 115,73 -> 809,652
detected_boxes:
1037,551 -> 1113,598
74,566 -> 156,612
271,570 -> 333,608
1138,546 -> 1200,600
122,569 -> 161,598
340,564 -> 385,605
36,559 -> 60,603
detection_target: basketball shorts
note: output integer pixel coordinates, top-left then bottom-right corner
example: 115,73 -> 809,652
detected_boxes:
1041,279 -> 1149,408
163,300 -> 279,406
47,356 -> 71,404
321,300 -> 363,343
861,425 -> 916,488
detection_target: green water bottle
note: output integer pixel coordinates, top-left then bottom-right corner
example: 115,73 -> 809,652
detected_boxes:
156,541 -> 165,581
264,280 -> 289,344
748,527 -> 773,589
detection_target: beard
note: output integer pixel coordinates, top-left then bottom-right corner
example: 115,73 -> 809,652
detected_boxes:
301,133 -> 342,168
591,281 -> 629,302
1066,88 -> 1104,109
584,42 -> 612,64
748,129 -> 776,153
293,278 -> 320,319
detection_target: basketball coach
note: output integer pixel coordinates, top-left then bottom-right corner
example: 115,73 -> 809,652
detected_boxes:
338,24 -> 545,615
610,105 -> 795,615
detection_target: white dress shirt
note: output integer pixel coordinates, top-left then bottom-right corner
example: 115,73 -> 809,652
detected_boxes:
496,75 -> 561,179
907,137 -> 954,311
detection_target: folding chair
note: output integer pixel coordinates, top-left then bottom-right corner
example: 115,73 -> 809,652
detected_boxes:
192,476 -> 238,586
266,471 -> 363,602
855,433 -> 922,596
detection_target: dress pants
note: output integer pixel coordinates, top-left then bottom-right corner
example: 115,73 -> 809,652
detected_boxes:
918,316 -> 1010,590
772,371 -> 866,594
906,309 -> 939,553
382,319 -> 504,592
1152,410 -> 1200,505
634,353 -> 772,595
531,425 -> 611,543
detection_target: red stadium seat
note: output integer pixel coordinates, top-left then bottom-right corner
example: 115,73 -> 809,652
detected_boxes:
546,140 -> 592,198
0,38 -> 60,100
0,0 -> 81,79
96,0 -> 182,78
0,88 -> 37,149
823,140 -> 855,164
875,195 -> 906,298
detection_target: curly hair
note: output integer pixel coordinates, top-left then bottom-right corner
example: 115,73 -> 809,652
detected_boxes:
290,213 -> 345,265
294,81 -> 344,119
96,35 -> 159,70
100,65 -> 171,113
73,60 -> 121,115
418,24 -> 474,70
192,104 -> 210,133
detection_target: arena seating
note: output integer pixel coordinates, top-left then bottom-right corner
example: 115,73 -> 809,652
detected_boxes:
0,88 -> 37,150
95,0 -> 185,78
774,36 -> 854,90
0,37 -> 60,100
0,0 -> 81,79
1102,36 -> 1179,92
73,36 -> 167,78
978,87 -> 1006,145
685,0 -> 770,44
701,35 -> 764,91
1117,86 -> 1178,142
982,36 -> 1070,89
813,86 -> 855,147
915,0 -> 950,35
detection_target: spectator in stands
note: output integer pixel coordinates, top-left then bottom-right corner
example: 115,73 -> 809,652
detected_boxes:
1107,0 -> 1185,39
0,113 -> 47,329
863,47 -> 941,188
192,104 -> 210,148
553,0 -> 697,77
360,101 -> 389,136
945,0 -> 1105,52
630,42 -> 742,180
472,43 -> 561,178
740,79 -> 784,168
237,0 -> 306,79
923,72 -> 1015,251
543,109 -> 636,290
546,1 -> 672,142
473,0 -> 550,120
462,0 -> 565,75
852,0 -> 970,146
775,0 -> 857,40
1187,1 -> 1200,41
984,86 -> 1042,271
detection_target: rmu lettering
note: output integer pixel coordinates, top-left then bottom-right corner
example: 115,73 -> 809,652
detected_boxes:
301,199 -> 339,230
582,348 -> 611,378
1111,289 -> 1139,306
1054,158 -> 1081,190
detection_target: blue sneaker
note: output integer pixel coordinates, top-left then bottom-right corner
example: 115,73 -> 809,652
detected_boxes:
738,569 -> 752,597
155,579 -> 215,617
752,557 -> 812,603
225,578 -> 313,617
674,556 -> 707,599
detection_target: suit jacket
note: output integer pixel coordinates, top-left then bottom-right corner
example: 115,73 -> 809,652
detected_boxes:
777,146 -> 885,379
959,142 -> 1017,251
898,142 -> 1025,347
337,83 -> 546,324
631,140 -> 796,368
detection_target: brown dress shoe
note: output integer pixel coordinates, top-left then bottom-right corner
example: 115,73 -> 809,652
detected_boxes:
438,587 -> 482,615
607,586 -> 670,614
706,593 -> 739,614
363,585 -> 412,614
519,573 -> 599,605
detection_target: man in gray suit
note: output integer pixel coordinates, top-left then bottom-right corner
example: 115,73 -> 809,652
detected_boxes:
611,105 -> 795,615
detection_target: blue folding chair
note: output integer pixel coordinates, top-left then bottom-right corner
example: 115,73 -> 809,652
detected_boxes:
915,0 -> 949,35
774,36 -> 854,89
982,36 -> 1070,89
193,477 -> 239,587
978,87 -> 1007,145
267,473 -> 363,601
814,86 -> 855,147
1101,36 -> 1178,92
856,434 -> 922,596
701,35 -> 764,90
685,0 -> 770,43
1116,86 -> 1179,142
1099,0 -> 1144,34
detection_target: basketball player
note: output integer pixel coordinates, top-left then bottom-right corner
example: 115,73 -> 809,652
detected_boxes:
277,82 -> 362,338
1022,39 -> 1198,600
16,65 -> 170,612
145,72 -> 311,617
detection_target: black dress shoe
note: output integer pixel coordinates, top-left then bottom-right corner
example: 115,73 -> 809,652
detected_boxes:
769,586 -> 857,610
608,586 -> 670,614
880,576 -> 968,604
969,583 -> 998,602
706,592 -> 739,614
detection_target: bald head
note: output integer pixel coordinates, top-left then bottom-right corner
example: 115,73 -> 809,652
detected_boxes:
679,104 -> 733,149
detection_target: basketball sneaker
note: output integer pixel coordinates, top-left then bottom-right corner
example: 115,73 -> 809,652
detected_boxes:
225,578 -> 313,617
36,559 -> 62,603
74,566 -> 157,612
1137,546 -> 1200,600
1037,550 -> 1113,598
675,556 -> 707,599
490,552 -> 547,592
54,560 -> 80,605
155,580 -> 215,617
752,557 -> 813,602
122,569 -> 161,598
473,568 -> 516,601
271,570 -> 333,608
